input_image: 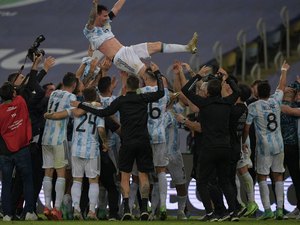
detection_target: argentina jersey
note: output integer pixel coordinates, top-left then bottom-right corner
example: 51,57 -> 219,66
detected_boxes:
140,86 -> 169,144
71,110 -> 104,159
100,95 -> 120,150
42,90 -> 76,146
164,102 -> 185,155
83,19 -> 114,50
246,90 -> 284,156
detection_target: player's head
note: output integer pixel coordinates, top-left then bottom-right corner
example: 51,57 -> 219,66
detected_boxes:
42,82 -> 56,97
62,72 -> 77,91
83,87 -> 97,102
207,79 -> 222,97
257,80 -> 271,99
96,5 -> 109,26
126,75 -> 139,91
98,76 -> 111,94
238,83 -> 251,102
251,79 -> 262,98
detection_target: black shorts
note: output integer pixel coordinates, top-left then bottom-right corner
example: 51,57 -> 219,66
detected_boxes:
119,141 -> 154,173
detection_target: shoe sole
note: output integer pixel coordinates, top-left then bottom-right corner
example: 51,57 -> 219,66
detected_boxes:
140,213 -> 149,221
121,213 -> 132,221
244,205 -> 259,217
218,215 -> 231,222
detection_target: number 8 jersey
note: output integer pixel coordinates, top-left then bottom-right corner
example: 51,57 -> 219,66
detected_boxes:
42,90 -> 76,146
246,89 -> 284,156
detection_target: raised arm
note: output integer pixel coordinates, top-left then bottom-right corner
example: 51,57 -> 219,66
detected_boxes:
111,0 -> 126,16
87,0 -> 98,30
277,60 -> 290,91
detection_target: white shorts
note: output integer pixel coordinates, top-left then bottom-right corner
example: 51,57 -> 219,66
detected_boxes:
256,152 -> 285,175
42,141 -> 68,169
71,156 -> 100,179
152,143 -> 169,167
236,148 -> 253,169
167,153 -> 186,185
113,43 -> 150,75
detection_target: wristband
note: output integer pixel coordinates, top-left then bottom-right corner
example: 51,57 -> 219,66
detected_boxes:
281,68 -> 287,71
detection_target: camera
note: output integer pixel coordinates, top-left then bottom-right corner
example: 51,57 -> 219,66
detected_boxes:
27,35 -> 45,62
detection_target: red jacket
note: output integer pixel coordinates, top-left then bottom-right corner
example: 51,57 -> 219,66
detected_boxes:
0,96 -> 32,152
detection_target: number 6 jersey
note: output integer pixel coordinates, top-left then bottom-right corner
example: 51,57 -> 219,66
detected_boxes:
246,89 -> 284,156
42,90 -> 76,146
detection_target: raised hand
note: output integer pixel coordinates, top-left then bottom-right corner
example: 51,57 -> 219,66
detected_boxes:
43,56 -> 56,72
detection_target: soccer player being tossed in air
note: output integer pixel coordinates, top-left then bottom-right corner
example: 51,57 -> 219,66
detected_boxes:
84,0 -> 198,78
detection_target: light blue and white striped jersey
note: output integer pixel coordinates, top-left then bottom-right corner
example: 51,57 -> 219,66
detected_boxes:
164,103 -> 185,155
246,89 -> 284,156
83,19 -> 114,51
71,107 -> 104,159
99,95 -> 120,152
140,86 -> 169,144
42,90 -> 76,145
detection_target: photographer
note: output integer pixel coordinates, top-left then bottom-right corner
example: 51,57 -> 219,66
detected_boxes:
0,82 -> 37,221
6,52 -> 55,219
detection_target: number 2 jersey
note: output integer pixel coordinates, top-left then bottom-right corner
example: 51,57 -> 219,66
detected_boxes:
72,108 -> 104,159
246,89 -> 284,156
42,90 -> 76,146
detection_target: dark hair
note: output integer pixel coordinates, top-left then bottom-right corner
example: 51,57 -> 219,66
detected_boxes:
83,87 -> 97,102
42,82 -> 54,90
97,5 -> 108,14
98,76 -> 111,94
207,79 -> 221,97
251,79 -> 262,87
126,75 -> 139,90
257,81 -> 271,98
238,84 -> 251,102
144,68 -> 156,81
62,72 -> 77,87
7,72 -> 19,84
0,82 -> 15,101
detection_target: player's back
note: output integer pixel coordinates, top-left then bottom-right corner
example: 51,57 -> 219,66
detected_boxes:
42,90 -> 76,146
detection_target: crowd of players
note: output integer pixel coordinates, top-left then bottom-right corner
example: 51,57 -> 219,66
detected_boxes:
0,0 -> 300,222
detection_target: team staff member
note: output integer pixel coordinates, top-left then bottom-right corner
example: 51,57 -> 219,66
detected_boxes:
181,67 -> 240,221
71,62 -> 164,221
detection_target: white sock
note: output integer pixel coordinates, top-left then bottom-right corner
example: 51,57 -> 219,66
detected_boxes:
89,183 -> 99,213
43,176 -> 53,209
151,183 -> 160,214
259,181 -> 270,210
275,181 -> 284,209
240,172 -> 254,202
235,174 -> 243,205
157,172 -> 167,209
177,195 -> 187,211
71,181 -> 82,211
129,182 -> 139,211
98,185 -> 107,210
162,44 -> 188,53
55,177 -> 66,209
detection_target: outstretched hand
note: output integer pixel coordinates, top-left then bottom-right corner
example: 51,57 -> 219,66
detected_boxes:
281,60 -> 290,72
43,56 -> 56,72
150,62 -> 159,72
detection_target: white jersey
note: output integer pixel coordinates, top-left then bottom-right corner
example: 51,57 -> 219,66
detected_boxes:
42,90 -> 76,145
140,86 -> 169,144
246,89 -> 284,156
83,20 -> 114,50
71,108 -> 104,159
164,103 -> 185,155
